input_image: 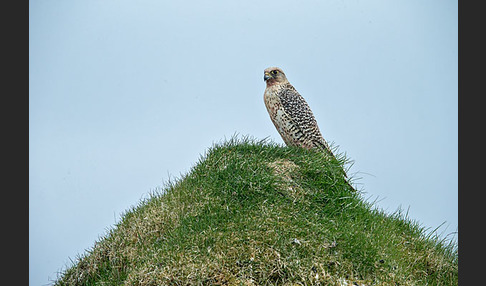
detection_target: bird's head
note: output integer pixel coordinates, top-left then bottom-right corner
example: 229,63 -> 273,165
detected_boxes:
264,67 -> 287,86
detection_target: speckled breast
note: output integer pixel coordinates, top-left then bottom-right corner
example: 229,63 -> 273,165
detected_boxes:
264,88 -> 297,146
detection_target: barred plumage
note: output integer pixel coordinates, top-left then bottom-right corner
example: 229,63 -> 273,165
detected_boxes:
263,67 -> 334,159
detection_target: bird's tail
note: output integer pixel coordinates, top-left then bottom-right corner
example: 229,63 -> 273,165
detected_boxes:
313,139 -> 356,192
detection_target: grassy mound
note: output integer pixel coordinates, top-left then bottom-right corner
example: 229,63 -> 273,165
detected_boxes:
54,137 -> 457,285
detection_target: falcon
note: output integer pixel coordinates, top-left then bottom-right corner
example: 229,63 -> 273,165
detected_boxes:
263,66 -> 334,157
263,67 -> 354,189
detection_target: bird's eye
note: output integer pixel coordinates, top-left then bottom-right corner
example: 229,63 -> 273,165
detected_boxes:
271,70 -> 278,75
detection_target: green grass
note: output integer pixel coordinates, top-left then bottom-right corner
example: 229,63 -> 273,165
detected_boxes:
54,136 -> 458,285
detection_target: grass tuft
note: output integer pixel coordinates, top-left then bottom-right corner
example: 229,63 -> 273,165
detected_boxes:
54,135 -> 457,285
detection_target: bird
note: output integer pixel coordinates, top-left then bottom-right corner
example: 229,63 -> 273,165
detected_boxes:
263,66 -> 354,189
263,66 -> 334,157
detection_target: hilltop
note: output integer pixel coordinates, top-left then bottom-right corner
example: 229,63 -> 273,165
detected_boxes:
54,137 -> 457,285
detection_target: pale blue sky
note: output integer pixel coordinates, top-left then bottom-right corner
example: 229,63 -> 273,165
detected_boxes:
29,0 -> 457,285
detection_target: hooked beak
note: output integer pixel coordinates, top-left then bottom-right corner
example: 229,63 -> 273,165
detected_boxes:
264,73 -> 271,81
